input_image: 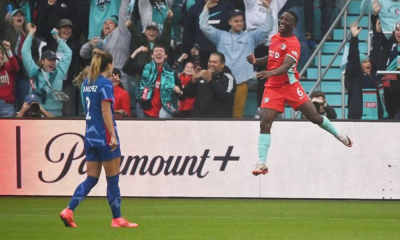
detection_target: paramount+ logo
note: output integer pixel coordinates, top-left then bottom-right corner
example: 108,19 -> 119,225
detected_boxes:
37,133 -> 240,183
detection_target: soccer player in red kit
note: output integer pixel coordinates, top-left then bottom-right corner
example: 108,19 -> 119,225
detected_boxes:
247,11 -> 353,176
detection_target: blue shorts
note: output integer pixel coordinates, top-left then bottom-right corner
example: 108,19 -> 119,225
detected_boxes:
85,145 -> 121,162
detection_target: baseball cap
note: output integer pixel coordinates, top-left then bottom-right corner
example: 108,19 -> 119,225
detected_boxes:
58,18 -> 73,28
228,9 -> 243,19
146,22 -> 159,31
41,50 -> 59,60
25,94 -> 40,104
11,9 -> 24,17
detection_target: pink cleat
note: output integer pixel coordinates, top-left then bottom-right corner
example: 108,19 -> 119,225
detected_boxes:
252,162 -> 269,176
111,217 -> 139,228
60,208 -> 77,228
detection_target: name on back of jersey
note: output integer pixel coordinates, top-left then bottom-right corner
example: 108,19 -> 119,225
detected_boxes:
82,85 -> 98,92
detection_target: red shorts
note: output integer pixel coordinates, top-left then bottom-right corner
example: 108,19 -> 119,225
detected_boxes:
260,81 -> 310,112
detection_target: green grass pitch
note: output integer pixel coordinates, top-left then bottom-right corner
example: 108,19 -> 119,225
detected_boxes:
0,197 -> 399,240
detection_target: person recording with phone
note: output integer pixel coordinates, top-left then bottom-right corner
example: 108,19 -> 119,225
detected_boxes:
15,94 -> 54,117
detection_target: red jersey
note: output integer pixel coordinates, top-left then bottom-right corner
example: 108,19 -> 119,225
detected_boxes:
0,54 -> 19,103
113,85 -> 131,116
178,74 -> 195,111
265,33 -> 300,88
144,66 -> 163,117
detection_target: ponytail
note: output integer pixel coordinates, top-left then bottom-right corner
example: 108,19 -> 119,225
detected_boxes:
89,49 -> 113,84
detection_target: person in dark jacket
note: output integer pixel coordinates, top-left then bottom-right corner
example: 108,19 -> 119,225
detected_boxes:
345,21 -> 388,120
182,0 -> 234,69
36,0 -> 81,45
182,51 -> 236,118
371,14 -> 400,119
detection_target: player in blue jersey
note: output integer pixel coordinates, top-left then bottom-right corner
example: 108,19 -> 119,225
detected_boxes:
60,49 -> 138,228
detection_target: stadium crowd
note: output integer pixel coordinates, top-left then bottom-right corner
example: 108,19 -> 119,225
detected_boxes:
0,0 -> 399,120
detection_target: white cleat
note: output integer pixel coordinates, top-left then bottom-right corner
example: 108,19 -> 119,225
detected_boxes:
252,162 -> 269,176
337,134 -> 353,147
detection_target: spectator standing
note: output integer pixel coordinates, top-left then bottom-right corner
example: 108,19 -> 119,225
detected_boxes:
181,52 -> 236,118
230,0 -> 245,11
112,68 -> 131,118
1,0 -> 35,24
304,0 -> 336,40
370,14 -> 400,119
199,0 -> 273,118
0,8 -> 39,112
180,0 -> 195,31
184,0 -> 196,10
123,8 -> 174,117
126,10 -> 173,67
183,0 -> 234,69
172,47 -> 200,118
36,0 -> 81,45
244,0 -> 287,43
86,0 -> 121,40
125,45 -> 183,118
22,24 -> 72,117
80,0 -> 132,92
345,21 -> 388,120
0,40 -> 19,117
138,0 -> 174,33
46,18 -> 81,117
361,0 -> 400,34
243,0 -> 287,110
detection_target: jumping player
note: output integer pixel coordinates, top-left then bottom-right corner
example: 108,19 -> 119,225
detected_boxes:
247,11 -> 353,176
59,49 -> 138,228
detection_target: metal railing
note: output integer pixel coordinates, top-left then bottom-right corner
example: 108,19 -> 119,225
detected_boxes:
292,0 -> 363,119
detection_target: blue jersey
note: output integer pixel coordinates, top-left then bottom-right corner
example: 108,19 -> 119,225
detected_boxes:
82,75 -> 119,147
